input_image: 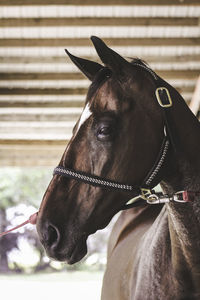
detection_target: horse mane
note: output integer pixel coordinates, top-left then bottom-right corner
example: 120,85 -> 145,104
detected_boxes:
130,58 -> 149,67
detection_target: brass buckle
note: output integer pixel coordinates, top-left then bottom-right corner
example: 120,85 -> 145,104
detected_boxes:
140,188 -> 152,200
155,87 -> 173,108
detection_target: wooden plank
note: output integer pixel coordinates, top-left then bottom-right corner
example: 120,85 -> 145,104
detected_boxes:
1,54 -> 200,64
1,38 -> 200,47
0,159 -> 58,167
0,86 -> 195,97
0,139 -> 67,145
0,144 -> 65,151
0,17 -> 198,27
0,158 -> 60,167
1,70 -> 199,81
156,70 -> 200,79
0,93 -> 191,107
142,55 -> 200,64
0,145 -> 64,153
0,87 -> 88,95
0,0 -> 199,5
0,107 -> 81,121
0,99 -> 84,107
175,86 -> 195,94
0,73 -> 85,80
0,95 -> 85,107
0,144 -> 66,166
0,123 -> 74,135
0,133 -> 72,140
0,46 -> 199,59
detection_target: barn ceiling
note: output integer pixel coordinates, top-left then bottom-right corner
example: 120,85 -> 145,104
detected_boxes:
0,0 -> 200,166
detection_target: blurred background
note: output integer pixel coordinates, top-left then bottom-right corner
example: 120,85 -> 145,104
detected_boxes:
0,0 -> 200,299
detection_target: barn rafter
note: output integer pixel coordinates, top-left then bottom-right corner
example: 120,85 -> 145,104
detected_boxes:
0,1 -> 200,166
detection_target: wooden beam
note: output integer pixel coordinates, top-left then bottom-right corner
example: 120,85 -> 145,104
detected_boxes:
0,73 -> 85,80
0,93 -> 192,107
0,133 -> 72,141
0,17 -> 198,27
0,123 -> 74,136
0,0 -> 199,5
175,86 -> 195,94
0,139 -> 67,146
0,159 -> 58,167
1,70 -> 199,81
0,99 -> 84,108
156,70 -> 200,79
0,46 -> 199,60
0,144 -> 65,152
0,85 -> 195,94
141,55 -> 200,64
0,144 -> 66,166
0,86 -> 195,98
1,54 -> 200,64
0,110 -> 80,122
1,38 -> 200,47
0,88 -> 88,95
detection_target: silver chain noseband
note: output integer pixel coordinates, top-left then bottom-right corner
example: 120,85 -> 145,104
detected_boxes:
53,167 -> 137,192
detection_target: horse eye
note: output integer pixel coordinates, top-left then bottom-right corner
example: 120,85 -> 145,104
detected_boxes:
97,125 -> 112,141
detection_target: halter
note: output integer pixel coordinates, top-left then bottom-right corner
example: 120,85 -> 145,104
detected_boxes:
53,63 -> 193,209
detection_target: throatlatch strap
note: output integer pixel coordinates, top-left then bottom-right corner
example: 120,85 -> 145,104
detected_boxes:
142,136 -> 170,188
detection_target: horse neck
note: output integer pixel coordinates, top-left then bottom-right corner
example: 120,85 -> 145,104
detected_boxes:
160,87 -> 200,290
161,84 -> 200,191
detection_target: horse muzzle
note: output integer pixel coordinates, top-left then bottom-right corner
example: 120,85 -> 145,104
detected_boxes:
36,217 -> 88,264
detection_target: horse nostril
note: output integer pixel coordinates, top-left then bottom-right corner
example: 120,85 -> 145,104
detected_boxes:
46,224 -> 60,249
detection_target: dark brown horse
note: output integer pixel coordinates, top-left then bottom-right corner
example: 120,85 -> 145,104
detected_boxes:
36,37 -> 200,299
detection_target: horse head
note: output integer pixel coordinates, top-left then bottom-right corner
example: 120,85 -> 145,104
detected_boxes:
36,37 -> 173,264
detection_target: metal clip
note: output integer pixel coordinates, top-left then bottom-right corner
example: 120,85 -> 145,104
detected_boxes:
173,191 -> 187,203
147,193 -> 173,204
145,191 -> 194,205
146,193 -> 160,204
155,87 -> 173,108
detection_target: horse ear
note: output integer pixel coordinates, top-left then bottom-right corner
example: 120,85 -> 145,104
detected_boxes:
65,49 -> 103,81
90,36 -> 130,75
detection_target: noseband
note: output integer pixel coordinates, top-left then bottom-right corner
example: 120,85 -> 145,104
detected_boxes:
53,63 -> 193,209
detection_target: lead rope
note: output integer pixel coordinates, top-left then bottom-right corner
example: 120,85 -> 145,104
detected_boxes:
0,212 -> 38,238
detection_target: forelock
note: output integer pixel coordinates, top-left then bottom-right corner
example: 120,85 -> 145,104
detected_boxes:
86,67 -> 112,102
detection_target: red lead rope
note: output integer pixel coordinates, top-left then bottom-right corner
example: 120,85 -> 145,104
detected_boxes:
0,191 -> 199,237
0,212 -> 38,238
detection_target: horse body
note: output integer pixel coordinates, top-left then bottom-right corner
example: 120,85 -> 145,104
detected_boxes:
36,36 -> 200,299
102,205 -> 165,300
103,199 -> 200,299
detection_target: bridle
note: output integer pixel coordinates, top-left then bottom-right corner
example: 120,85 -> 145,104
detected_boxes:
53,63 -> 196,209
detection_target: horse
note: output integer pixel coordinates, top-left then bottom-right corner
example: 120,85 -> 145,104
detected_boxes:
36,36 -> 200,299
